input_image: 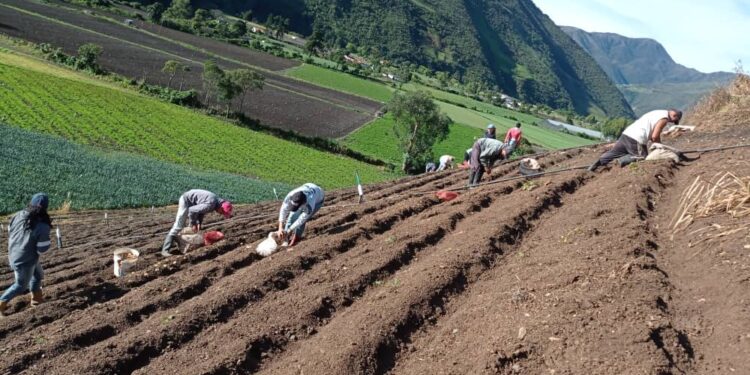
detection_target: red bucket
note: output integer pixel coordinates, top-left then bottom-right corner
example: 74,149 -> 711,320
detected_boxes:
435,191 -> 459,202
203,231 -> 225,246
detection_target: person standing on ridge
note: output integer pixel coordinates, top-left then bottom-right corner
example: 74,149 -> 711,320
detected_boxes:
161,189 -> 233,257
504,123 -> 523,155
588,109 -> 682,172
1,193 -> 52,316
277,183 -> 325,247
484,124 -> 497,139
468,138 -> 509,187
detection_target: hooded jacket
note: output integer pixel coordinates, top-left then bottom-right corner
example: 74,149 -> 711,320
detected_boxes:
182,190 -> 223,226
7,210 -> 51,270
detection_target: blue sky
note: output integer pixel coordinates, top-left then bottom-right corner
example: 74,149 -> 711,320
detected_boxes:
533,0 -> 750,73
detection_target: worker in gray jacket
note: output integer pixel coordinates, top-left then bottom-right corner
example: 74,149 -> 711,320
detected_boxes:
1,193 -> 52,316
277,183 -> 325,246
161,189 -> 233,257
468,138 -> 509,187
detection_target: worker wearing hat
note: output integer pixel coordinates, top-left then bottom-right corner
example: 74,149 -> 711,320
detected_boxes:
161,189 -> 232,257
277,183 -> 325,246
484,123 -> 497,139
589,109 -> 682,172
1,193 -> 53,316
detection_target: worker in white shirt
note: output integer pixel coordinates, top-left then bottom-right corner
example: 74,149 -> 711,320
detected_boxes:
436,155 -> 455,172
589,109 -> 682,172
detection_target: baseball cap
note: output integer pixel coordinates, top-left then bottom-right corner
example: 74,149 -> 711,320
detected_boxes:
289,191 -> 307,211
30,193 -> 49,210
220,201 -> 233,219
487,124 -> 496,129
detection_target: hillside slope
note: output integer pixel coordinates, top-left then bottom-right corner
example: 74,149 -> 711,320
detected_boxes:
562,26 -> 734,115
189,0 -> 634,118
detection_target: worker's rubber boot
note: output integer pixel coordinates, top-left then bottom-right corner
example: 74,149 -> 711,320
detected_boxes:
587,160 -> 600,172
0,300 -> 8,317
161,236 -> 175,257
616,155 -> 636,167
30,290 -> 44,306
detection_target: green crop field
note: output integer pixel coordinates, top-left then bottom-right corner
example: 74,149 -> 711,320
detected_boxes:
285,64 -> 395,103
343,116 -> 484,165
0,124 -> 293,214
0,53 -> 397,189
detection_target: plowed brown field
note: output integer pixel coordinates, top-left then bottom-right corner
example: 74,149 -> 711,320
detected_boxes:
1,128 -> 749,374
0,0 -> 381,138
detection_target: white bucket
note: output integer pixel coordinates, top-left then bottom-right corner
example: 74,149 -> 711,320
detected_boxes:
176,228 -> 204,254
113,248 -> 140,277
256,232 -> 282,257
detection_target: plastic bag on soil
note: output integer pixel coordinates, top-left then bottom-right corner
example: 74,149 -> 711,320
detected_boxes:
203,231 -> 224,246
257,232 -> 283,257
519,158 -> 542,176
436,191 -> 459,202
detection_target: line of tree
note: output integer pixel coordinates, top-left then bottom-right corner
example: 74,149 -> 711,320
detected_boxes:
200,60 -> 265,116
388,91 -> 451,173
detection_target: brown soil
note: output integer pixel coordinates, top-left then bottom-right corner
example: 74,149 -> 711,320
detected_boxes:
1,124 -> 749,373
0,0 -> 381,138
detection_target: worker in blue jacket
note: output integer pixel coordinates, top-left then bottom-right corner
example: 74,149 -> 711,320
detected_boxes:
1,193 -> 52,316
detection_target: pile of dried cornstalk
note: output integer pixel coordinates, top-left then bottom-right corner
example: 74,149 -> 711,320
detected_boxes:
671,172 -> 750,243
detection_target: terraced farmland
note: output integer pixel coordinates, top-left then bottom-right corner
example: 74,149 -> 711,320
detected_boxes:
2,125 -> 748,374
0,125 -> 292,213
0,0 -> 381,137
0,57 -> 396,189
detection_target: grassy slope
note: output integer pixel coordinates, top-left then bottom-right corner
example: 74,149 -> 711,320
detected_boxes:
284,64 -> 595,149
0,51 -> 396,189
285,64 -> 395,103
0,124 -> 292,213
343,116 -> 482,165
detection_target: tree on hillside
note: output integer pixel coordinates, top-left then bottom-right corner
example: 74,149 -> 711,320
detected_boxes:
75,43 -> 103,73
191,9 -> 211,34
389,91 -> 451,173
305,29 -> 324,56
164,0 -> 193,20
266,14 -> 289,39
202,60 -> 225,106
145,2 -> 164,23
227,69 -> 265,113
240,10 -> 253,22
601,117 -> 630,138
162,60 -> 187,89
229,20 -> 247,38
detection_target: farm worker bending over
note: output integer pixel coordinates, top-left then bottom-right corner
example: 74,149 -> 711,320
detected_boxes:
588,109 -> 682,172
1,193 -> 52,316
504,123 -> 523,155
484,123 -> 497,139
436,155 -> 455,171
468,138 -> 509,187
425,162 -> 437,173
161,189 -> 233,257
277,183 -> 325,246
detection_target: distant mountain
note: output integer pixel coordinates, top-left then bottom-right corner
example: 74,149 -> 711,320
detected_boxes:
561,26 -> 734,116
184,0 -> 635,118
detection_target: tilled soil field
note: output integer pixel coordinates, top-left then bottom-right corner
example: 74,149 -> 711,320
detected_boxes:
0,0 -> 381,138
1,128 -> 749,374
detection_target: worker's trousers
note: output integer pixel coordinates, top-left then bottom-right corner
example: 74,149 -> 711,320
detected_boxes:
1,262 -> 43,302
598,135 -> 647,166
285,198 -> 324,239
468,165 -> 485,187
162,196 -> 188,251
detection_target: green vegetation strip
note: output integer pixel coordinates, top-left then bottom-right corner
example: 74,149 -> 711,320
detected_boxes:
286,64 -> 395,103
343,116 -> 483,165
0,61 -> 397,189
0,124 -> 292,214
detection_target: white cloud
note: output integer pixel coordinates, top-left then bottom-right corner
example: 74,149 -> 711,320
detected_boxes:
533,0 -> 749,73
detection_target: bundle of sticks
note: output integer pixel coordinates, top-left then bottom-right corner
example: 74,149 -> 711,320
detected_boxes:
671,172 -> 750,243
